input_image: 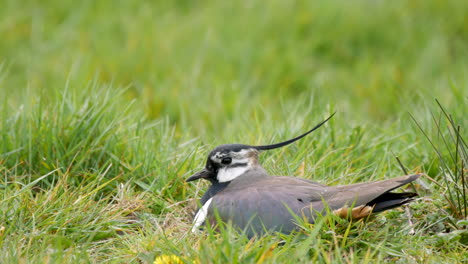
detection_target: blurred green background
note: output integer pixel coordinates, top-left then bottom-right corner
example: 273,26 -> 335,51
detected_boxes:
2,0 -> 466,133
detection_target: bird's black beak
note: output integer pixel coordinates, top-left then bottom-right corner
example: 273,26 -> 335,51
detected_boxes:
186,168 -> 213,182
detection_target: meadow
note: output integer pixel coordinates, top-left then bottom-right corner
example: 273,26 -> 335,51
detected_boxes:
0,0 -> 467,263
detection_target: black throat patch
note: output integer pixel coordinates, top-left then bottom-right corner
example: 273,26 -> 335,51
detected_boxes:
200,181 -> 231,205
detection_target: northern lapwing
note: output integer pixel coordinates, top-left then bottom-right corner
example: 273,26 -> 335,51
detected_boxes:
187,114 -> 420,236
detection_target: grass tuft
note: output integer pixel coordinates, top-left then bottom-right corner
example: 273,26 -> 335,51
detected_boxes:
411,99 -> 468,221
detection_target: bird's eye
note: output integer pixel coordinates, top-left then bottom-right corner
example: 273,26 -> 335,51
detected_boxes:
221,157 -> 232,165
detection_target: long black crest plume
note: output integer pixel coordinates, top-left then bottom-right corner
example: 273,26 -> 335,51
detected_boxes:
252,112 -> 335,151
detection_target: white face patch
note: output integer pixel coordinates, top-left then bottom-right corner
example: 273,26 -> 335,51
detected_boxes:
210,149 -> 257,183
217,165 -> 250,183
218,149 -> 255,182
192,197 -> 213,233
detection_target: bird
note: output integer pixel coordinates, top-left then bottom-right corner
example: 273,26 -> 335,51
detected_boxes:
186,113 -> 420,237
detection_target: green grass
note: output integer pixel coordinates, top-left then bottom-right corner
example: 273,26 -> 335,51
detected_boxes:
1,0 -> 467,263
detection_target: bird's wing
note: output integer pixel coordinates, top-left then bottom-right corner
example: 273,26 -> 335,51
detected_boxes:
209,174 -> 421,235
209,177 -> 334,235
326,173 -> 421,209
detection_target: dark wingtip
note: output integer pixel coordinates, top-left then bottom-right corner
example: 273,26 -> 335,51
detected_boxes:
400,173 -> 422,184
253,112 -> 336,151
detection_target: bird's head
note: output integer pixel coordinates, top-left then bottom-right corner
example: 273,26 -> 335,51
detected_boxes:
186,113 -> 335,184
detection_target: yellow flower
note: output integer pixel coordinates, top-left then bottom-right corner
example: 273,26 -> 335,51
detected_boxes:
153,255 -> 183,264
